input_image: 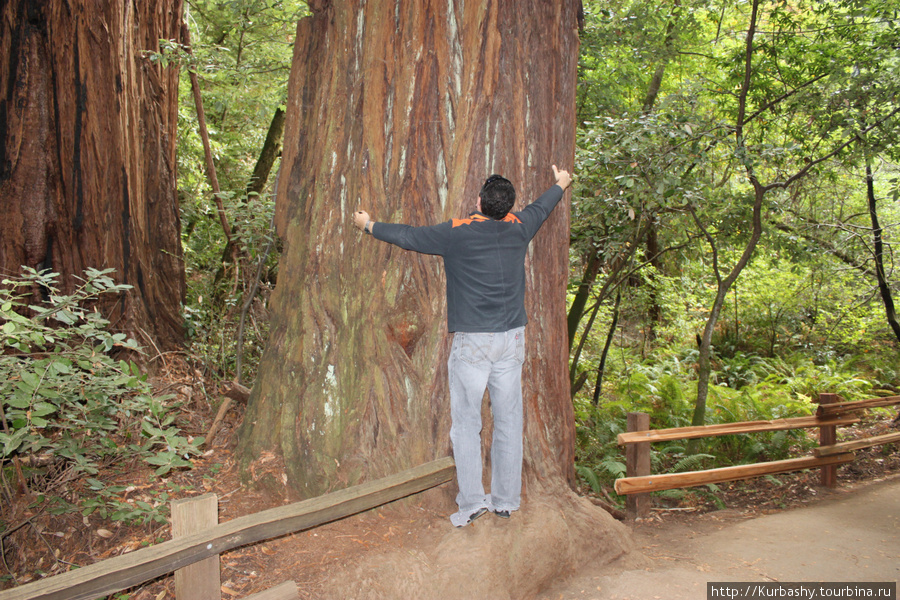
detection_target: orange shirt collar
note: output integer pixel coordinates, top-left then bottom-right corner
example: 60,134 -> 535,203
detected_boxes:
452,212 -> 520,228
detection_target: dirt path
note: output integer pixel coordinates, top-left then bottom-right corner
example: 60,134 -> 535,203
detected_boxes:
539,475 -> 900,599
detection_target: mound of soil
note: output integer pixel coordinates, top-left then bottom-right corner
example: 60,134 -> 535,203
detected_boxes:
306,491 -> 635,600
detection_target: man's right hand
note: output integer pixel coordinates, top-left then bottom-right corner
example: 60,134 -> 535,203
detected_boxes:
353,210 -> 370,232
552,165 -> 572,190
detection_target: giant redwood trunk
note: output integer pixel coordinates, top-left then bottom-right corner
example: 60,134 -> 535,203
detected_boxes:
240,0 -> 581,499
0,1 -> 185,351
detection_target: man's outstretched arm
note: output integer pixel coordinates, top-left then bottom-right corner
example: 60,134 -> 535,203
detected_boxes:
352,209 -> 450,255
514,164 -> 573,236
353,163 -> 570,244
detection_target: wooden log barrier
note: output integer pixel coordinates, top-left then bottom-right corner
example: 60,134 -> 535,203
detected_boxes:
0,457 -> 456,600
614,453 -> 855,496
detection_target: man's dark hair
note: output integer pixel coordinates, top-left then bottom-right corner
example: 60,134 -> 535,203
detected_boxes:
479,174 -> 516,219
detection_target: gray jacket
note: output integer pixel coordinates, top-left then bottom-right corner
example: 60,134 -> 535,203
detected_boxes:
372,184 -> 565,332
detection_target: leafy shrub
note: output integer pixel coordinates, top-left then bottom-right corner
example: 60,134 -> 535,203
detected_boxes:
1,267 -> 202,524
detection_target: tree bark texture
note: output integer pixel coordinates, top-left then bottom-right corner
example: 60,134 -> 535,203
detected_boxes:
0,0 -> 185,351
240,0 -> 581,498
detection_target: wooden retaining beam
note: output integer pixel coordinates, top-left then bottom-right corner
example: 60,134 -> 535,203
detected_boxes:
815,431 -> 900,457
617,415 -> 858,446
614,453 -> 856,496
0,457 -> 456,600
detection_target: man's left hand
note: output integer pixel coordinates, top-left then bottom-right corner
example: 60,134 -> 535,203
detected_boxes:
552,165 -> 572,190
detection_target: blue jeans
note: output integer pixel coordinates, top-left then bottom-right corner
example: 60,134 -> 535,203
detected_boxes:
448,326 -> 525,514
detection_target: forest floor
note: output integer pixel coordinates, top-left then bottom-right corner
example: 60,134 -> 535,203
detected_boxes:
1,358 -> 898,599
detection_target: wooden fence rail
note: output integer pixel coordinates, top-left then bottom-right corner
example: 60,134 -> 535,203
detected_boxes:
615,453 -> 856,496
616,415 -> 859,445
816,395 -> 900,419
0,457 -> 456,600
614,393 -> 900,518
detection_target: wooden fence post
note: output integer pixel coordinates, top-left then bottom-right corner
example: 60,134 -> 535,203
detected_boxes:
817,393 -> 839,488
172,493 -> 220,600
625,412 -> 651,518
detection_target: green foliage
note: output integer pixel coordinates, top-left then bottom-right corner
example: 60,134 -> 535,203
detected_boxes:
570,0 -> 900,499
577,0 -> 707,120
752,356 -> 875,402
571,345 -> 888,501
77,484 -> 171,526
181,188 -> 277,380
575,464 -> 603,495
179,0 -> 308,191
1,268 -> 202,523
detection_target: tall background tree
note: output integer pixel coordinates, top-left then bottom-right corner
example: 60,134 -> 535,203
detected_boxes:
239,0 -> 583,500
0,1 -> 186,352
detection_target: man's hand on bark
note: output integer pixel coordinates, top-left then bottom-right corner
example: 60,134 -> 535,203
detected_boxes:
552,165 -> 572,190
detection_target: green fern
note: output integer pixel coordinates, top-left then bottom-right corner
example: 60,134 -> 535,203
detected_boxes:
575,465 -> 602,494
698,484 -> 727,509
659,444 -> 686,455
670,453 -> 715,473
599,457 -> 627,479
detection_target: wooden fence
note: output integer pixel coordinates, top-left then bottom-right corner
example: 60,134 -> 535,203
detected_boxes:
0,457 -> 456,600
615,393 -> 900,518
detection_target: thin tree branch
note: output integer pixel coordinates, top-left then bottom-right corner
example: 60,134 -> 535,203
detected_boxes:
771,221 -> 873,276
688,204 -> 722,285
763,106 -> 900,193
742,73 -> 828,127
734,0 -> 759,146
866,157 -> 900,343
234,209 -> 277,385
